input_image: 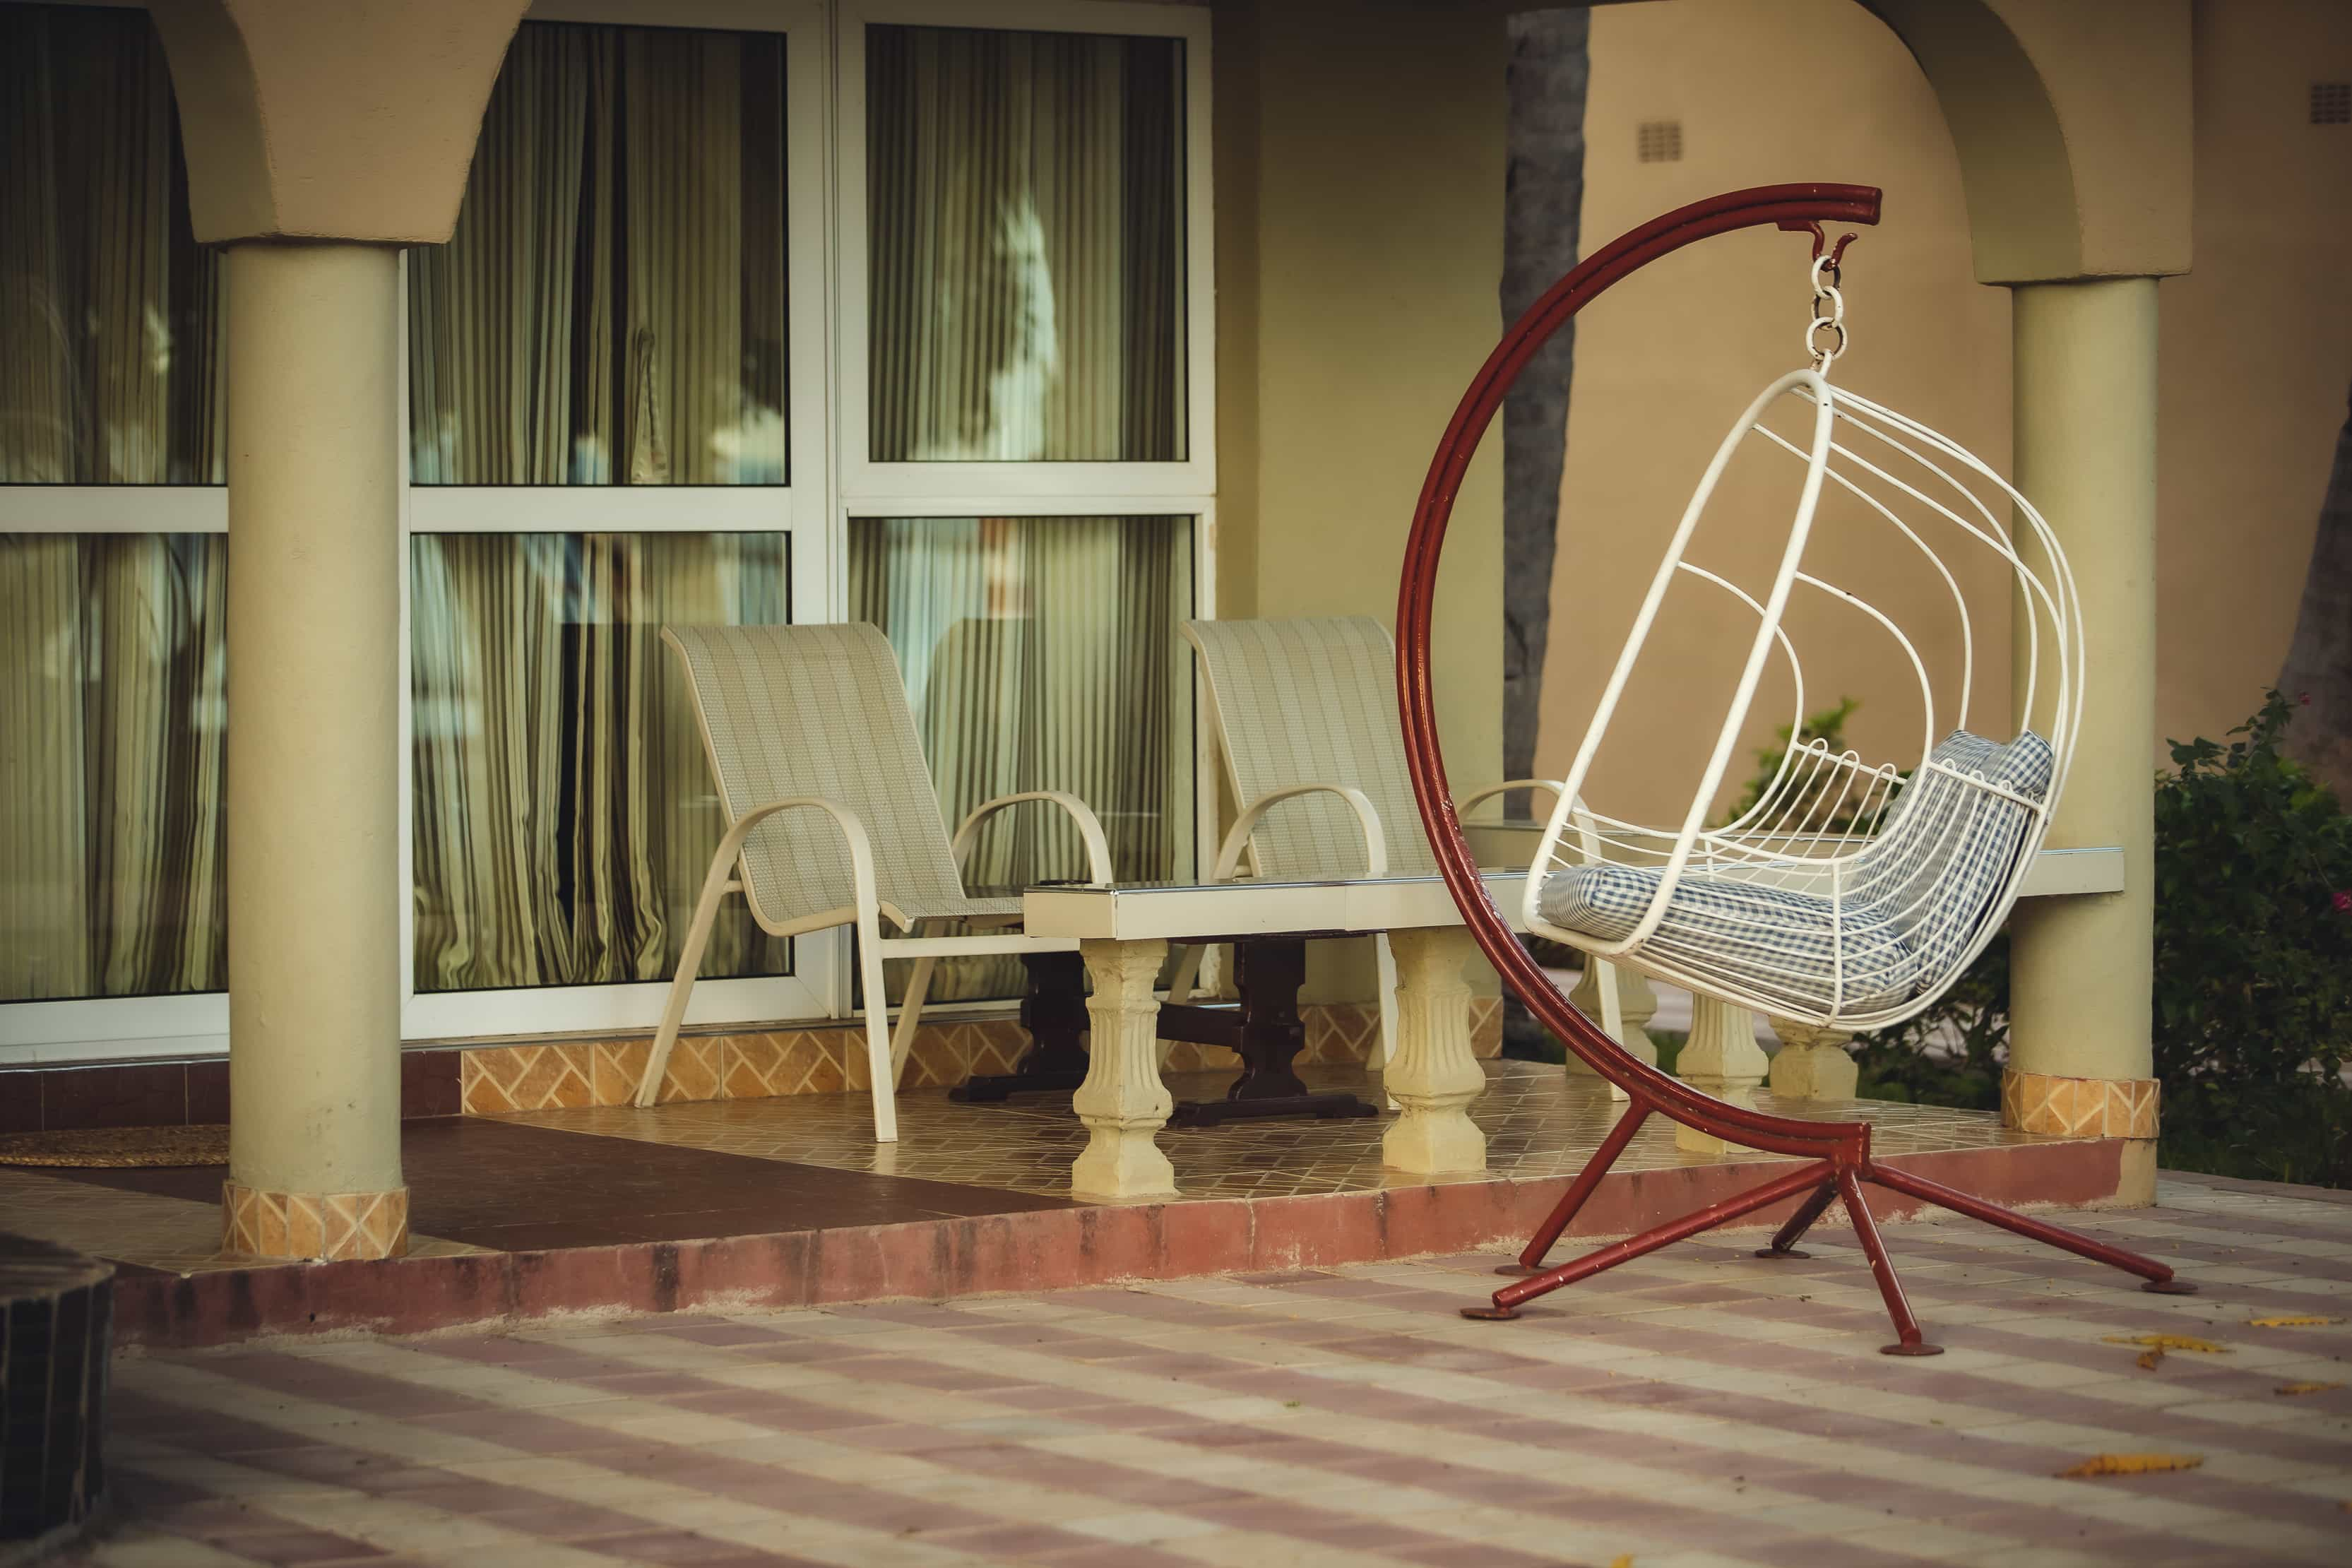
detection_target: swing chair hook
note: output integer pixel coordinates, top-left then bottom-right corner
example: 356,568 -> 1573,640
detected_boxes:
1778,218 -> 1859,269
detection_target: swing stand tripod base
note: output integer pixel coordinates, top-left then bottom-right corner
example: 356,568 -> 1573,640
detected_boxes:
1461,1304 -> 1523,1321
2143,1278 -> 2199,1295
1881,1341 -> 1944,1358
1753,1247 -> 1812,1260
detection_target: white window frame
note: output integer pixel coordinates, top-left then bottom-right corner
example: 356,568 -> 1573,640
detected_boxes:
0,0 -> 1218,1062
400,0 -> 838,1042
833,0 -> 1216,505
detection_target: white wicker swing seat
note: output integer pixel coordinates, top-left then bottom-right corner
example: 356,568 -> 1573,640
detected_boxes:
1538,727 -> 2053,1018
1524,280 -> 2082,1034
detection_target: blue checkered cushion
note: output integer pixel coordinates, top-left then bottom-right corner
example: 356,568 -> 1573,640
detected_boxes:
1851,729 -> 2053,980
1538,864 -> 1920,1014
1538,729 -> 2053,1015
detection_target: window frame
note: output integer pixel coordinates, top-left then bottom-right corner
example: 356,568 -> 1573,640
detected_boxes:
0,0 -> 1219,1062
833,0 -> 1216,504
398,0 -> 840,1043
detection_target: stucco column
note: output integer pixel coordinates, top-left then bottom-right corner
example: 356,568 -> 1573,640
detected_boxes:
220,242 -> 408,1261
2002,278 -> 2161,1201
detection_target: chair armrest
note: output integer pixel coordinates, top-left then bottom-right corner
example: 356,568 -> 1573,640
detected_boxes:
952,790 -> 1115,886
1213,782 -> 1387,881
1458,778 -> 1569,819
725,795 -> 880,934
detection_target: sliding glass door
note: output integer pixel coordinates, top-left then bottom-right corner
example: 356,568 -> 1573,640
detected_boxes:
0,0 -> 1213,1063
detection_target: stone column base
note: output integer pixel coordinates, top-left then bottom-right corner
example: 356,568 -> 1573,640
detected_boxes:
2001,1069 -> 2159,1139
222,1182 -> 410,1261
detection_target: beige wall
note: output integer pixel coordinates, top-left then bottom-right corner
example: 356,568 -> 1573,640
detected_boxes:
2162,0 -> 2352,744
1540,0 -> 2352,809
1215,0 -> 1508,998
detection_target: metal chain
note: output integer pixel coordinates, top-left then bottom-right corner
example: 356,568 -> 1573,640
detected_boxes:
1807,254 -> 1847,374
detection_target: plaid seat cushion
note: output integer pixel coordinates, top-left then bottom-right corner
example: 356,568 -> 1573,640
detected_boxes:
1538,863 -> 1920,1014
1850,729 -> 2053,980
1539,729 -> 2054,1016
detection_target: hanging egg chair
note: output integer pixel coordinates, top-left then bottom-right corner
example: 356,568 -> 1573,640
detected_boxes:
1394,184 -> 2188,1353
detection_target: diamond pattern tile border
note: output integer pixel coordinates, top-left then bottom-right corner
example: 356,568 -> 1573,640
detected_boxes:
454,1001 -> 1496,1115
2003,1068 -> 2160,1138
220,1182 -> 410,1261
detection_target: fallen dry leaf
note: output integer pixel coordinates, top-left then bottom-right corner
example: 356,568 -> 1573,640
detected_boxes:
2245,1315 -> 2344,1328
2135,1346 -> 2166,1370
1610,1557 -> 1633,1568
2101,1334 -> 2228,1354
2274,1381 -> 2345,1396
2057,1454 -> 2204,1478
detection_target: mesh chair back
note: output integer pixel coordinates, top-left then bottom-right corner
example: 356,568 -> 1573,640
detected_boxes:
663,624 -> 972,930
1184,617 -> 1435,879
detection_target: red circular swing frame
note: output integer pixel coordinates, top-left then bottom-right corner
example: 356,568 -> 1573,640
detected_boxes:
1392,184 -> 2187,1349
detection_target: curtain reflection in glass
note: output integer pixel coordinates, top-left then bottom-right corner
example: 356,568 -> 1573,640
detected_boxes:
407,22 -> 788,485
867,26 -> 1184,463
0,4 -> 225,485
409,533 -> 791,992
850,516 -> 1193,1001
1,535 -> 227,1001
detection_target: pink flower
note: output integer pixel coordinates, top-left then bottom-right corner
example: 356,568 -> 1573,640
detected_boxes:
2300,691 -> 2313,706
2336,891 -> 2352,914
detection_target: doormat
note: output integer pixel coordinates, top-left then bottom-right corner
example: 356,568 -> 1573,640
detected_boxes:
0,1125 -> 229,1168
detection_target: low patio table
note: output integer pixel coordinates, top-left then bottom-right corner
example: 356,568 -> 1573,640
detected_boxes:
1017,844 -> 2125,1201
1021,872 -> 1527,1199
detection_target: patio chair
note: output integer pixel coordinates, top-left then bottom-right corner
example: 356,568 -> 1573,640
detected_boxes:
1173,615 -> 1576,1067
634,622 -> 1115,1141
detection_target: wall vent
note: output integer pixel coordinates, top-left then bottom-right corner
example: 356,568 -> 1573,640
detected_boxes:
1636,119 -> 1684,162
2314,82 -> 2351,125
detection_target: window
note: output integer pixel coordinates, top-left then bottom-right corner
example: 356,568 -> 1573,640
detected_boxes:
850,513 -> 1196,1002
0,0 -> 1213,1060
1,5 -> 228,1059
407,22 -> 792,486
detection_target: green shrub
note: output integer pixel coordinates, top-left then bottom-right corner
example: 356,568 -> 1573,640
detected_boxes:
2146,690 -> 2352,1185
1849,690 -> 2352,1187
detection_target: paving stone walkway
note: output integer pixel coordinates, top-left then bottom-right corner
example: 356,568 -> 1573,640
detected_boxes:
64,1175 -> 2352,1567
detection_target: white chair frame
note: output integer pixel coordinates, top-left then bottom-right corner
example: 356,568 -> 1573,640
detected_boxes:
634,626 -> 1116,1142
1524,366 -> 2083,1030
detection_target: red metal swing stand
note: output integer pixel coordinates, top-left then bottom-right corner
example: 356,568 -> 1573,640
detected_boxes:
1392,183 -> 2191,1356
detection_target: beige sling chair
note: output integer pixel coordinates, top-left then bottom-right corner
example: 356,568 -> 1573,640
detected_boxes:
1172,616 -> 1628,1065
634,623 -> 1115,1141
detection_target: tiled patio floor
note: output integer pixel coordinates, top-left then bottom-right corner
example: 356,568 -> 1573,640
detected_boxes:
69,1175 -> 2352,1567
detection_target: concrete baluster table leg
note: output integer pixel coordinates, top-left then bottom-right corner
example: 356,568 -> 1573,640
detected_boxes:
1382,927 -> 1490,1174
1071,938 -> 1177,1200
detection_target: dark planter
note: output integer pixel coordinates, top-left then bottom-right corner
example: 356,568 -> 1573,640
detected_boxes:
1,1235 -> 112,1544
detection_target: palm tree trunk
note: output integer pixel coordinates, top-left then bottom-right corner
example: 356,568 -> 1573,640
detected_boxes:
1499,8 -> 1589,810
2279,380 -> 2352,799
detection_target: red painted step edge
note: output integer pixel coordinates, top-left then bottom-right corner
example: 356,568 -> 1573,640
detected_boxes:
113,1139 -> 2127,1349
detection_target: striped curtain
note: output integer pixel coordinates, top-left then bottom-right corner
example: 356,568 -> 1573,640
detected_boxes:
867,25 -> 1186,463
850,516 -> 1195,1002
0,6 -> 227,1004
408,533 -> 791,993
406,21 -> 788,485
0,535 -> 227,1002
0,4 -> 224,485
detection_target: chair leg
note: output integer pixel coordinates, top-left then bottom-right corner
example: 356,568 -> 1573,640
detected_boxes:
1868,1162 -> 2189,1292
1496,1103 -> 1651,1276
1470,1160 -> 1833,1320
636,848 -> 735,1108
1165,943 -> 1203,1005
891,955 -> 938,1084
858,916 -> 899,1143
1838,1168 -> 1940,1355
1374,934 -> 1401,1072
1754,1179 -> 1839,1259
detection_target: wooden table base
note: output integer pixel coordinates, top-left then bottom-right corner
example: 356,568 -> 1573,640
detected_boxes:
951,939 -> 1380,1127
